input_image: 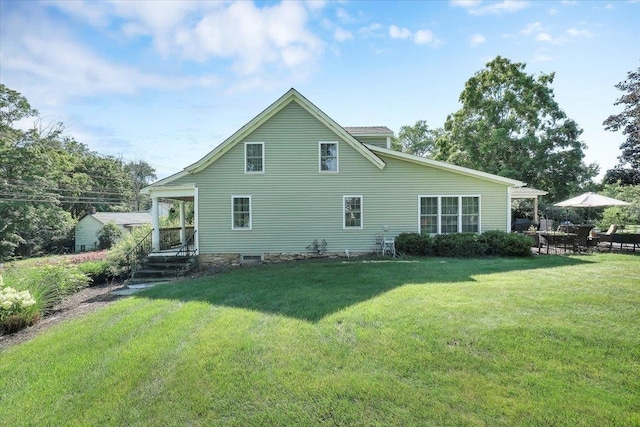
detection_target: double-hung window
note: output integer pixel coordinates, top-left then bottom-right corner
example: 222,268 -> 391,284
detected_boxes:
344,195 -> 362,229
232,196 -> 252,230
245,142 -> 264,173
319,142 -> 338,172
419,196 -> 480,234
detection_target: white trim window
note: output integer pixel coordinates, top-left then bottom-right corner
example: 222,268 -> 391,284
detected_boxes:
245,142 -> 264,173
319,142 -> 338,172
418,196 -> 480,234
343,195 -> 363,229
232,195 -> 252,230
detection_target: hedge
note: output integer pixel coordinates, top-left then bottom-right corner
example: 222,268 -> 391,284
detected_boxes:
395,231 -> 533,258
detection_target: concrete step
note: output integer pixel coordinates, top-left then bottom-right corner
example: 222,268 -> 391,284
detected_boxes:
132,269 -> 181,278
126,277 -> 173,285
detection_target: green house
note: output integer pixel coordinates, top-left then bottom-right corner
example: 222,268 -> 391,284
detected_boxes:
142,89 -> 525,267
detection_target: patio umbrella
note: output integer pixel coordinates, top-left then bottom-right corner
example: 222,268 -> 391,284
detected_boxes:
554,192 -> 630,208
554,192 -> 630,222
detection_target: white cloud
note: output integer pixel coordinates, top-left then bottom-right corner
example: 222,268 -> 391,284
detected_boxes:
174,2 -> 324,75
0,10 -> 220,104
46,0 -> 325,76
451,0 -> 482,8
549,8 -> 557,15
334,27 -> 353,42
566,28 -> 594,38
389,25 -> 440,46
336,7 -> 354,24
455,0 -> 529,15
521,22 -> 543,35
605,3 -> 613,9
535,32 -> 554,42
469,33 -> 487,47
414,29 -> 434,45
389,25 -> 412,40
359,22 -> 383,38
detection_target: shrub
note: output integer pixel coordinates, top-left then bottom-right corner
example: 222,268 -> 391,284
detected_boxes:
395,233 -> 433,256
77,260 -> 111,285
97,222 -> 122,250
1,261 -> 90,334
479,230 -> 534,257
433,233 -> 488,258
0,286 -> 38,334
106,224 -> 152,278
394,231 -> 533,258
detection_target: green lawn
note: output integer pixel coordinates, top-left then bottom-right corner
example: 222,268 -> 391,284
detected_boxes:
1,254 -> 639,426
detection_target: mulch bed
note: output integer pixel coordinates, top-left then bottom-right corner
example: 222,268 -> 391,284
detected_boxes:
0,283 -> 125,350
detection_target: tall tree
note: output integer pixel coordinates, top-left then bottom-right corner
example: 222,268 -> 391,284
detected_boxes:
126,160 -> 157,211
392,120 -> 442,157
603,64 -> 640,185
434,56 -> 598,201
0,85 -> 156,260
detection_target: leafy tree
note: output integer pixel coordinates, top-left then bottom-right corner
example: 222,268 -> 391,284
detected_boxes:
97,222 -> 123,250
598,182 -> 640,228
126,160 -> 157,211
603,64 -> 640,185
602,167 -> 640,186
433,56 -> 598,201
391,120 -> 443,157
0,85 -> 156,260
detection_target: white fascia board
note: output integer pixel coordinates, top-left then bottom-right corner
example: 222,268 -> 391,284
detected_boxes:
141,170 -> 191,193
365,144 -> 525,187
143,184 -> 197,199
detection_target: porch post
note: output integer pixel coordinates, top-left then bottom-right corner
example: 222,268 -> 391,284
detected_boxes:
151,196 -> 160,251
533,196 -> 539,224
179,201 -> 186,245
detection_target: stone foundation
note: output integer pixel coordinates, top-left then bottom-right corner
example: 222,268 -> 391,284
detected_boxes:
198,251 -> 368,271
198,253 -> 242,273
263,251 -> 367,263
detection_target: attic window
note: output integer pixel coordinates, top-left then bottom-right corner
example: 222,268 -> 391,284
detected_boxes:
319,142 -> 338,172
245,142 -> 264,173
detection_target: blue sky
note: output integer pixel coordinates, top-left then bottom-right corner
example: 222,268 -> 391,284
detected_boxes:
1,0 -> 638,181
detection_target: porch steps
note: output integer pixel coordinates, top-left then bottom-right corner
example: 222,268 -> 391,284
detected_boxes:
127,254 -> 197,285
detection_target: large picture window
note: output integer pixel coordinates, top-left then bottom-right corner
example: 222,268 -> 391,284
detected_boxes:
419,196 -> 480,234
245,142 -> 264,173
319,142 -> 338,172
344,195 -> 362,229
232,196 -> 252,230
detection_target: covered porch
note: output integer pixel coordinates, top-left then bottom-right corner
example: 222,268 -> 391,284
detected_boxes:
142,184 -> 198,254
511,186 -> 549,225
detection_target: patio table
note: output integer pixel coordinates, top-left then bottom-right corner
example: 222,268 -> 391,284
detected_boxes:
537,232 -> 578,254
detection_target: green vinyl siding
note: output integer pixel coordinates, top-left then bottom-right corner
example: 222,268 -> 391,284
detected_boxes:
169,100 -> 510,255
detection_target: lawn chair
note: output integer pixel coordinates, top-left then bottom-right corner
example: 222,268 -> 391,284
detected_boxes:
592,224 -> 618,251
382,237 -> 396,257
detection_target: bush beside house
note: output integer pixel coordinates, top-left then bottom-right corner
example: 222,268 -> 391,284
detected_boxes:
395,231 -> 533,258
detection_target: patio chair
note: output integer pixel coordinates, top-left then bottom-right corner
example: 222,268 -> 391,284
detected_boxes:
382,237 -> 396,257
593,224 -> 618,251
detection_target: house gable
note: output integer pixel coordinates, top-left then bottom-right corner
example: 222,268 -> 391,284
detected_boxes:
149,89 -> 385,189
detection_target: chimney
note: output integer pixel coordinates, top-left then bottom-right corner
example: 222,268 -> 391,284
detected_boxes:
88,206 -> 97,215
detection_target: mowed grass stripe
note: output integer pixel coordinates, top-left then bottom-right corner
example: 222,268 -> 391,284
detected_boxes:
0,254 -> 638,426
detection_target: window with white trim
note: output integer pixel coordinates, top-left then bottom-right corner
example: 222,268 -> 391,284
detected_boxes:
232,196 -> 252,230
419,196 -> 480,234
419,197 -> 438,234
245,142 -> 264,173
344,196 -> 362,229
319,142 -> 338,172
461,196 -> 480,232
